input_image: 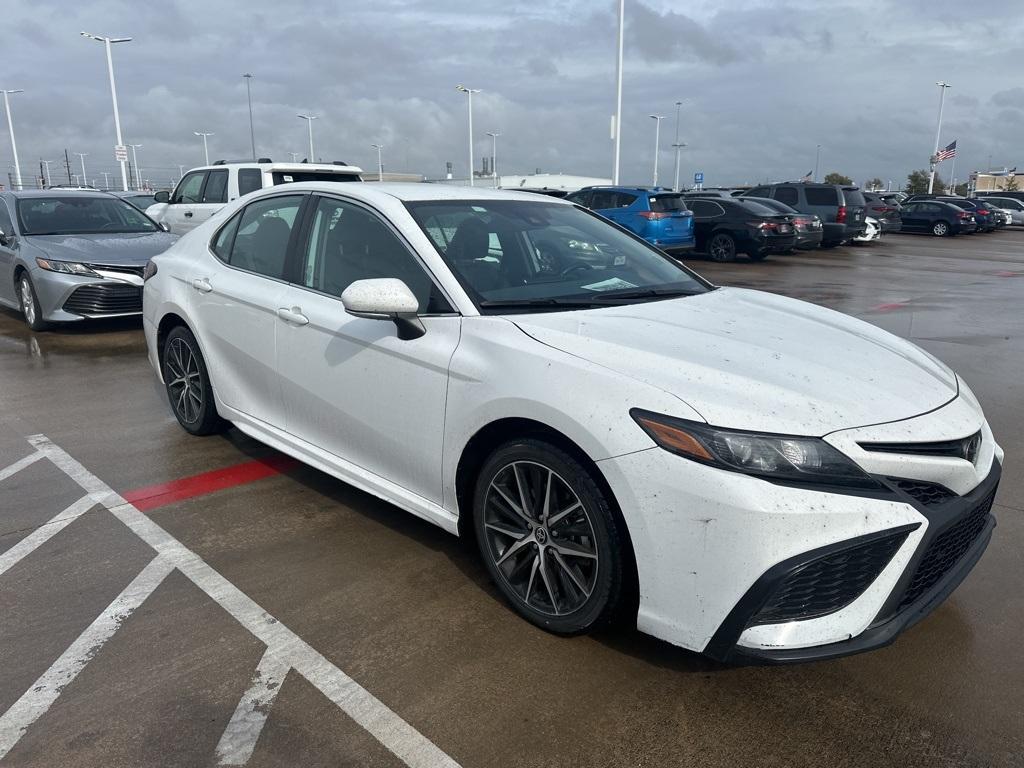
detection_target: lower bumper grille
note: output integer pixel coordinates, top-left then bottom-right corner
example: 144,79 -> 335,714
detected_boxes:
897,489 -> 996,610
62,283 -> 143,316
748,529 -> 911,626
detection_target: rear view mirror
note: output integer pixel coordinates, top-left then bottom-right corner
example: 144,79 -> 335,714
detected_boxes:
341,278 -> 425,340
154,190 -> 170,203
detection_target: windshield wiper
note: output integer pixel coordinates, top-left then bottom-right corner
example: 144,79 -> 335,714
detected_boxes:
590,287 -> 703,302
478,297 -> 606,311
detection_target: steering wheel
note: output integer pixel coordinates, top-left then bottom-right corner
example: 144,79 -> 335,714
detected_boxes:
560,261 -> 596,277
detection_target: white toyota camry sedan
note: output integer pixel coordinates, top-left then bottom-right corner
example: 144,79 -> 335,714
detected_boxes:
143,182 -> 1003,663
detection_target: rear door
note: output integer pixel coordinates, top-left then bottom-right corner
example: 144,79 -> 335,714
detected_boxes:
193,168 -> 229,227
688,199 -> 725,251
842,187 -> 867,231
162,171 -> 207,235
899,203 -> 925,231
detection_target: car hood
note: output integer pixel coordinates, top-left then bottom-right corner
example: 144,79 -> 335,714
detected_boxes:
512,287 -> 958,435
27,231 -> 179,266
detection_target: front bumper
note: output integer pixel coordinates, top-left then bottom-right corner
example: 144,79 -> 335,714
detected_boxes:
31,266 -> 144,322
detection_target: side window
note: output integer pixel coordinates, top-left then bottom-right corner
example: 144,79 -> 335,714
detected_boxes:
237,169 -> 263,197
613,192 -> 638,208
775,187 -> 799,206
228,195 -> 303,279
211,212 -> 241,261
589,190 -> 618,209
202,170 -> 229,204
690,200 -> 723,217
173,172 -> 206,204
747,186 -> 771,198
565,191 -> 591,207
0,199 -> 14,236
805,187 -> 839,206
300,196 -> 444,313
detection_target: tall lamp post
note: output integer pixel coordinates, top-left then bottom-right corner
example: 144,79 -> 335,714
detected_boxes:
370,143 -> 384,181
194,131 -> 213,165
486,131 -> 500,187
128,143 -> 142,189
81,32 -> 131,192
242,73 -> 256,160
671,99 -> 688,191
74,152 -> 88,189
1,89 -> 24,189
612,0 -> 624,184
928,81 -> 951,194
288,152 -> 300,163
297,114 -> 317,161
649,114 -> 665,187
455,85 -> 480,186
814,144 -> 821,182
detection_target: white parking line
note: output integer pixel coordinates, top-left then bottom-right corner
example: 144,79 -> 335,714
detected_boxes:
20,435 -> 462,768
215,649 -> 291,765
0,451 -> 42,484
0,496 -> 96,577
0,555 -> 175,761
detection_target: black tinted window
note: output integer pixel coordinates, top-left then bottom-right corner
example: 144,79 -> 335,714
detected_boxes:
270,171 -> 361,185
689,200 -> 723,217
649,195 -> 687,212
566,191 -> 591,207
238,168 -> 263,197
805,187 -> 839,206
747,187 -> 771,197
589,191 -> 619,209
842,188 -> 866,206
211,212 -> 241,261
202,170 -> 229,204
613,192 -> 637,207
775,187 -> 799,206
228,195 -> 303,279
736,200 -> 780,217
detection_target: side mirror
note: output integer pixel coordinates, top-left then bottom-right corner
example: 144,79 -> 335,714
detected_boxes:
341,278 -> 425,340
154,190 -> 170,203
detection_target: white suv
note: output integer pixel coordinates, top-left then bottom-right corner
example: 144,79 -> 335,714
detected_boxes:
149,159 -> 363,235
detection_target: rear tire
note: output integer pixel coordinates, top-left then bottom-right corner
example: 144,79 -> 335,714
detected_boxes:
708,233 -> 737,262
162,325 -> 224,436
932,221 -> 950,237
473,439 -> 625,636
18,273 -> 48,332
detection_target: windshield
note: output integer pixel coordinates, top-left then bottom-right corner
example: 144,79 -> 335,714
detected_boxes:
405,199 -> 710,312
17,196 -> 158,235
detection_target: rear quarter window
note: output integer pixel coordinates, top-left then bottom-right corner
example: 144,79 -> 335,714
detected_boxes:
774,187 -> 799,206
805,187 -> 839,206
238,168 -> 264,196
270,171 -> 361,185
842,189 -> 866,206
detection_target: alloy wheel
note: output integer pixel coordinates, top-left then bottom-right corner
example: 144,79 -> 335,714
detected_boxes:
709,234 -> 735,262
165,336 -> 204,424
933,222 -> 948,236
482,461 -> 599,616
20,277 -> 35,326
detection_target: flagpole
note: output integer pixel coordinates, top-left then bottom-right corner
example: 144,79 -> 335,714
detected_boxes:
949,153 -> 956,194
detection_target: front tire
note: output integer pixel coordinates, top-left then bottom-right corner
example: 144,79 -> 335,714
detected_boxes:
18,273 -> 48,331
473,440 -> 625,635
932,221 -> 950,237
162,325 -> 223,435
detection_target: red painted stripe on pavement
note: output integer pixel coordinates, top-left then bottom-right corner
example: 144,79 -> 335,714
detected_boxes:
123,454 -> 299,512
871,302 -> 908,312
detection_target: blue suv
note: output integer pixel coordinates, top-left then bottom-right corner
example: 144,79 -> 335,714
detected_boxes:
565,187 -> 695,253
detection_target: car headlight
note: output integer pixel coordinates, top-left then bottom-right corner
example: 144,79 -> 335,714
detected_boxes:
35,258 -> 100,277
631,409 -> 881,489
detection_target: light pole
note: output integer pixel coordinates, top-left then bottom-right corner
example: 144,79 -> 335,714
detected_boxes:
101,171 -> 111,189
74,152 -> 88,188
371,143 -> 384,181
194,131 -> 213,165
288,152 -> 300,163
1,89 -> 24,189
814,144 -> 821,182
486,131 -> 500,187
242,73 -> 256,160
612,0 -> 624,184
928,81 -> 951,194
455,85 -> 480,186
649,114 -> 665,187
177,164 -> 184,180
671,99 -> 689,191
297,114 -> 317,161
128,143 -> 142,189
81,32 -> 132,192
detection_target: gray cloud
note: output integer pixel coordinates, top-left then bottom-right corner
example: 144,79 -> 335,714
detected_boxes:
0,0 -> 1021,191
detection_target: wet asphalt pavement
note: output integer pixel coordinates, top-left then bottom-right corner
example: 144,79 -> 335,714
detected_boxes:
0,230 -> 1022,767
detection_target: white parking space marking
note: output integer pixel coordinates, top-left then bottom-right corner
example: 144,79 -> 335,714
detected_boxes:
0,555 -> 175,761
0,496 -> 96,577
215,649 -> 290,765
0,451 -> 42,484
18,435 -> 462,768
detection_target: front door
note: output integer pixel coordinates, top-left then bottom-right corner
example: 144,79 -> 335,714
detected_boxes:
189,192 -> 306,426
276,194 -> 460,505
163,170 -> 207,235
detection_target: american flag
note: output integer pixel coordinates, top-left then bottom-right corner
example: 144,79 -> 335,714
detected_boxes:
936,140 -> 957,162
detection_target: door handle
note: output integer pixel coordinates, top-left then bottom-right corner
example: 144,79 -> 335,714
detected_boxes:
191,278 -> 212,293
184,211 -> 193,218
276,307 -> 309,326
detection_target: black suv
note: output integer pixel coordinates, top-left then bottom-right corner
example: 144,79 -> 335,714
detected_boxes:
740,183 -> 867,247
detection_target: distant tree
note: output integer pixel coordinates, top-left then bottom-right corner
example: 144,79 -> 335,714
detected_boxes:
1005,175 -> 1020,192
823,172 -> 853,185
952,183 -> 969,196
905,169 -> 943,195
867,177 -> 884,190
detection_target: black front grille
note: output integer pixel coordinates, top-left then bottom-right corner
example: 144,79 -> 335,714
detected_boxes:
890,478 -> 957,507
749,530 -> 911,626
860,432 -> 982,463
87,263 -> 145,278
897,490 -> 996,610
63,283 -> 142,316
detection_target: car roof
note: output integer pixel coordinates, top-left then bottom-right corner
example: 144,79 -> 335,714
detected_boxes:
2,189 -> 115,199
185,161 -> 364,174
246,181 -> 574,205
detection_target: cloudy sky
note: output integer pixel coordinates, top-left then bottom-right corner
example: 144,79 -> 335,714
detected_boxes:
2,0 -> 1022,189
